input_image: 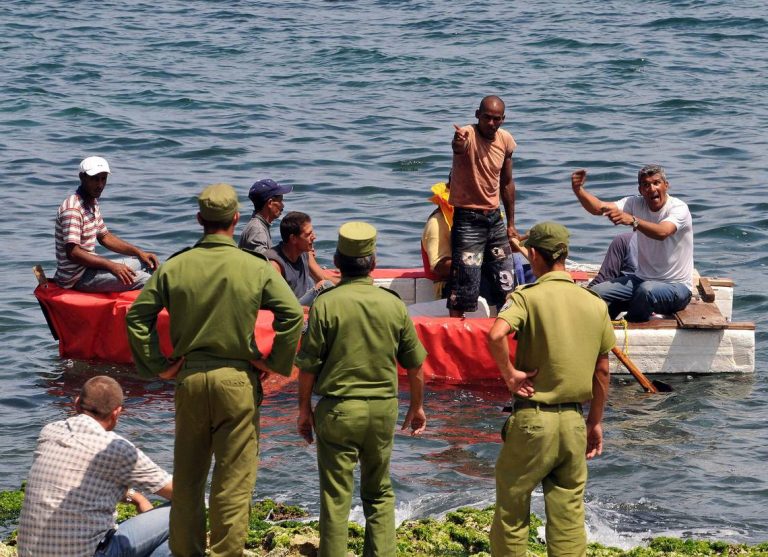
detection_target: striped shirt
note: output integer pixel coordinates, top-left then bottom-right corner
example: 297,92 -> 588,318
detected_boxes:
53,191 -> 108,288
17,414 -> 171,557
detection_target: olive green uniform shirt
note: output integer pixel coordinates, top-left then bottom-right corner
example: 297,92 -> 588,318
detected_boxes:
126,234 -> 303,377
498,271 -> 615,404
295,276 -> 427,398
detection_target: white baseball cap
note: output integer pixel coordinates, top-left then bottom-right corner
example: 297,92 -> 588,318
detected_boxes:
79,156 -> 111,176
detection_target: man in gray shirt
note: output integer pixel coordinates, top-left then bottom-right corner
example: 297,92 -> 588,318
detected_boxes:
238,178 -> 293,255
267,211 -> 337,305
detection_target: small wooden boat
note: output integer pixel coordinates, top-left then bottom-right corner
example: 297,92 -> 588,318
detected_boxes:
33,266 -> 755,385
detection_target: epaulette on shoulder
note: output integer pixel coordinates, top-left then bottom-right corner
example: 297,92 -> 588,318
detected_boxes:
379,286 -> 402,299
518,282 -> 538,291
167,246 -> 194,261
584,287 -> 604,300
242,249 -> 269,262
314,285 -> 336,299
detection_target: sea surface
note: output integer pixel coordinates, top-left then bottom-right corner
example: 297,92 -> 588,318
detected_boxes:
1,0 -> 766,549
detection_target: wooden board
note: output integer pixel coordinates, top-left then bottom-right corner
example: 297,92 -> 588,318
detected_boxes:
675,299 -> 728,329
697,277 -> 716,302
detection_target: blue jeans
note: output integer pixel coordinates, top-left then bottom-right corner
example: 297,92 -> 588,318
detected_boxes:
589,274 -> 692,322
75,258 -> 152,293
447,208 -> 513,312
298,280 -> 335,306
94,505 -> 171,557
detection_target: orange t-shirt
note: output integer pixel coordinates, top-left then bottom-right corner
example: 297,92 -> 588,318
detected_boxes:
448,125 -> 517,210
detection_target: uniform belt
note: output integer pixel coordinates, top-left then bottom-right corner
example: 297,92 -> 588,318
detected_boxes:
182,358 -> 252,371
322,395 -> 397,401
502,400 -> 582,413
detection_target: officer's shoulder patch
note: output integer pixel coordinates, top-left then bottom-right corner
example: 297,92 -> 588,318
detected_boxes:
242,249 -> 269,262
499,298 -> 514,313
585,287 -> 605,300
379,286 -> 402,299
314,285 -> 336,299
167,246 -> 193,261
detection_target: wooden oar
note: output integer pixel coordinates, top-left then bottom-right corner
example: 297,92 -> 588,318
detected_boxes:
611,346 -> 673,393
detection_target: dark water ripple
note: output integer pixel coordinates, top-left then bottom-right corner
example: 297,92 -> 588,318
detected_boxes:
0,0 -> 766,548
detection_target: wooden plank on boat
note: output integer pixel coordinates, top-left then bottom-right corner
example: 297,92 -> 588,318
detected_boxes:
697,277 -> 716,303
706,277 -> 734,287
675,299 -> 727,329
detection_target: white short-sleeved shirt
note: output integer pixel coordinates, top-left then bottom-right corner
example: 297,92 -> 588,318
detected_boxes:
615,194 -> 693,285
17,414 -> 171,557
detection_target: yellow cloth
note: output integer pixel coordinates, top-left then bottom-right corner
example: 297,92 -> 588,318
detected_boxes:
428,181 -> 454,229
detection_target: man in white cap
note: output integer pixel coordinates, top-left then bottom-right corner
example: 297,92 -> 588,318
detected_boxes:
53,156 -> 159,291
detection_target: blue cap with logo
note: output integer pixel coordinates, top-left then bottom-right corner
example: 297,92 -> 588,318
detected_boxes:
248,179 -> 293,204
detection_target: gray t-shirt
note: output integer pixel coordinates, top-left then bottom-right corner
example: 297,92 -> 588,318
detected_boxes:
238,213 -> 271,255
267,242 -> 314,299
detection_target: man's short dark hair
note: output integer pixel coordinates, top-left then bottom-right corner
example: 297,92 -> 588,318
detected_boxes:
535,246 -> 567,267
280,211 -> 311,242
79,376 -> 124,419
251,197 -> 268,212
335,253 -> 375,277
638,164 -> 667,185
199,215 -> 236,232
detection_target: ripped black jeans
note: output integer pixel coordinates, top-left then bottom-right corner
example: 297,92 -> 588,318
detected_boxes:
446,207 -> 514,312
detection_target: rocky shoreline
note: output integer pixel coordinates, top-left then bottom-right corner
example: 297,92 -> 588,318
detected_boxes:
1,487 -> 765,556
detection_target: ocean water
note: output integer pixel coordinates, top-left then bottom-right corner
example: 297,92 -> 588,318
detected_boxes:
1,0 -> 766,549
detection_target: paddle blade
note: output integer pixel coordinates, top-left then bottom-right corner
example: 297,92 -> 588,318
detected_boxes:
652,379 -> 674,393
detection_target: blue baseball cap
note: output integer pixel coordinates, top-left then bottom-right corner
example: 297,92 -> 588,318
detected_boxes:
248,179 -> 293,204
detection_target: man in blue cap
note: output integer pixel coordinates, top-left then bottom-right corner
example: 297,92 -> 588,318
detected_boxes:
238,178 -> 293,255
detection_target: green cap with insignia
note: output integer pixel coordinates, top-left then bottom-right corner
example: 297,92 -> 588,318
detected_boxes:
337,221 -> 377,257
523,221 -> 570,259
198,183 -> 240,221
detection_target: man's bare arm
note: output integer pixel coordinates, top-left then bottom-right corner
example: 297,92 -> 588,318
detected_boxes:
99,232 -> 159,269
571,169 -> 615,216
66,243 -> 139,285
297,369 -> 316,444
401,365 -> 426,435
500,156 -> 517,239
586,353 -> 610,459
153,480 -> 173,500
307,252 -> 339,284
452,124 -> 469,154
487,318 -> 537,397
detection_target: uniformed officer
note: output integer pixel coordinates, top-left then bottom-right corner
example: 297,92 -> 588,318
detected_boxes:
126,183 -> 303,557
295,221 -> 427,557
486,222 -> 615,557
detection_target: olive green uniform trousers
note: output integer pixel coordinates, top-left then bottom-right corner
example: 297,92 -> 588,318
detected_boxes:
314,397 -> 399,557
491,404 -> 588,557
170,362 -> 263,557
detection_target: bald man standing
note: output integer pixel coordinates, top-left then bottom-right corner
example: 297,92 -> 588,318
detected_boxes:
447,96 -> 519,317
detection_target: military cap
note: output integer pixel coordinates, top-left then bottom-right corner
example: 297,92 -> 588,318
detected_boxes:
523,221 -> 570,259
198,183 -> 240,221
337,222 -> 377,257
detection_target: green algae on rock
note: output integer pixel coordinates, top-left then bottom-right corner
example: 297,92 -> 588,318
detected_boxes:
3,487 -> 768,556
